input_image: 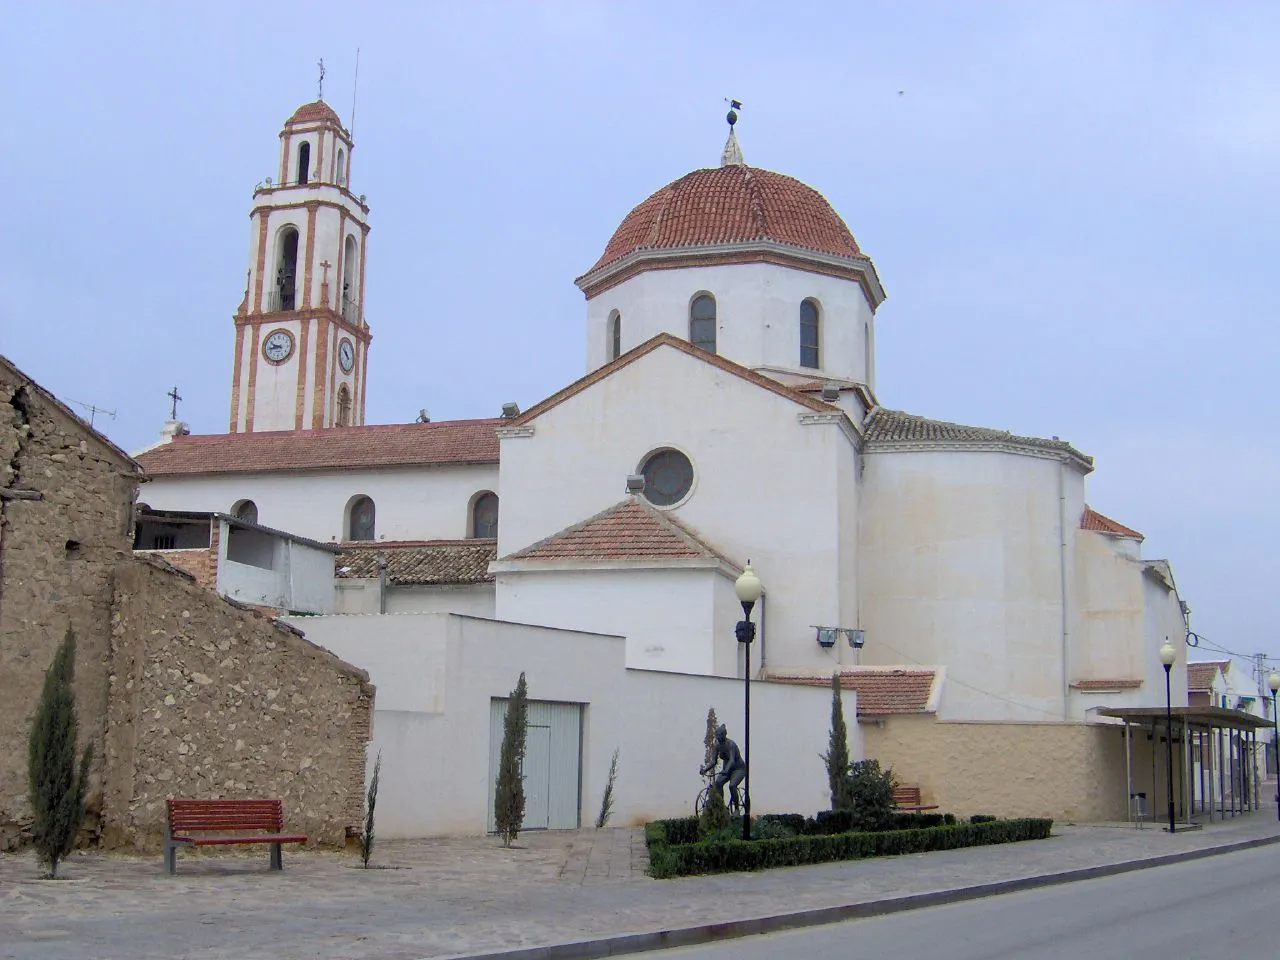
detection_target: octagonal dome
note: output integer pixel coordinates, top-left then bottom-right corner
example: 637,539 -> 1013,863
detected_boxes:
581,164 -> 864,281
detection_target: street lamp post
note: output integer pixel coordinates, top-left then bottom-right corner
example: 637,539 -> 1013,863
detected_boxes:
1269,671 -> 1280,822
1159,639 -> 1177,833
734,562 -> 763,842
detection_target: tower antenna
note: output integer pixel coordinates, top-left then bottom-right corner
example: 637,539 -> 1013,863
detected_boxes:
350,47 -> 361,136
317,57 -> 326,100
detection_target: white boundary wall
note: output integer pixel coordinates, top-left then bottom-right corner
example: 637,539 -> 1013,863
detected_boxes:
293,612 -> 859,837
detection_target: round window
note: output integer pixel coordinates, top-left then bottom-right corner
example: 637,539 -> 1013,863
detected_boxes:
640,449 -> 694,507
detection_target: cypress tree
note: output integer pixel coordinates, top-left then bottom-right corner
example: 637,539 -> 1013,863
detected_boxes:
360,751 -> 382,868
493,672 -> 529,847
702,707 -> 718,770
27,626 -> 93,879
821,671 -> 851,811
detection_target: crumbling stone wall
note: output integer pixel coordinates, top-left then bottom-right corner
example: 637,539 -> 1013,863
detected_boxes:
1,356 -> 373,853
103,558 -> 373,849
0,358 -> 140,849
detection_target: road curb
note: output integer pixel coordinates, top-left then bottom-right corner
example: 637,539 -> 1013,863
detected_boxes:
436,833 -> 1280,960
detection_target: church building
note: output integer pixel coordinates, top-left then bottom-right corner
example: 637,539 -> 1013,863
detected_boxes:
131,98 -> 1203,831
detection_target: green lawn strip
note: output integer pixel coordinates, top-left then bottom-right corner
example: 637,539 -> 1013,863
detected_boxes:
645,816 -> 1053,878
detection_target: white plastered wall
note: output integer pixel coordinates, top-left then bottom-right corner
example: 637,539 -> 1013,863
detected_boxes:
496,343 -> 854,674
585,262 -> 876,390
292,613 -> 860,837
139,462 -> 499,544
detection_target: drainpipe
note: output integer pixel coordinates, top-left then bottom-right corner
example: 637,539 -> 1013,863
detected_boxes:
378,553 -> 388,614
1058,462 -> 1070,719
758,592 -> 767,674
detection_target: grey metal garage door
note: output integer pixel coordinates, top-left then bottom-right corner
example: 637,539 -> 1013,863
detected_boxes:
487,698 -> 583,831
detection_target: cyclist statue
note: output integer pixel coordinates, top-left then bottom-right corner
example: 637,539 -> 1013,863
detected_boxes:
700,723 -> 746,810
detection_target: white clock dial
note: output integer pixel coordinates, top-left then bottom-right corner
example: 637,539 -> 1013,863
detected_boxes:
263,330 -> 294,363
339,339 -> 355,373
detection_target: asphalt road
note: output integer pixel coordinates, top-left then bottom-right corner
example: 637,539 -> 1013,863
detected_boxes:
656,844 -> 1278,960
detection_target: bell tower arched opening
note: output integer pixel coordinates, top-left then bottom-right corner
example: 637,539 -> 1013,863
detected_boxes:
273,227 -> 299,311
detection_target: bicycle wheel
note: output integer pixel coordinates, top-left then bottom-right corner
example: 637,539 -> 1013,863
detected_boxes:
694,785 -> 710,817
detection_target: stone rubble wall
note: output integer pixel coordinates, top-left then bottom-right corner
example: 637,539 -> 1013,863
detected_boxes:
135,545 -> 217,591
103,557 -> 373,850
0,360 -> 139,850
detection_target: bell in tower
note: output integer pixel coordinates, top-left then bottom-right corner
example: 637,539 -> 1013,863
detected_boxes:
228,97 -> 372,433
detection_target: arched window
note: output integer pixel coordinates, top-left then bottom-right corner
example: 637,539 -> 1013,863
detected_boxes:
231,499 -> 258,524
608,310 -> 622,361
800,299 -> 820,369
690,295 -> 716,354
274,227 -> 299,311
336,148 -> 346,186
297,141 -> 311,185
336,385 -> 352,426
471,492 -> 499,538
342,235 -> 358,321
347,495 -> 375,541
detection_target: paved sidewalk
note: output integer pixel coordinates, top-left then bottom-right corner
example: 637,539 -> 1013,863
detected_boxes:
3,813 -> 1279,960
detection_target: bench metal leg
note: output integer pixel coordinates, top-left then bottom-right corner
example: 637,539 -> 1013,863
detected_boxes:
164,840 -> 177,875
270,843 -> 283,871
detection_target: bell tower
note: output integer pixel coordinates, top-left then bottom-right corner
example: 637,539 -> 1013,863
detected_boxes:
229,99 -> 372,432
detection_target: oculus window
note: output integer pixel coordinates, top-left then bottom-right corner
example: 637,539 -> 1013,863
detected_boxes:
640,449 -> 694,507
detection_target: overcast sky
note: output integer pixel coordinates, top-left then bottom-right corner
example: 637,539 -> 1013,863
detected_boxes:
2,2 -> 1276,674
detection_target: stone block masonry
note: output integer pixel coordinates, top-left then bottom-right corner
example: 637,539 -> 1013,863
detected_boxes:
103,558 -> 373,849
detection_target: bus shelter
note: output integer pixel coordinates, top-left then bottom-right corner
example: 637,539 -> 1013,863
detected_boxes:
1096,706 -> 1273,826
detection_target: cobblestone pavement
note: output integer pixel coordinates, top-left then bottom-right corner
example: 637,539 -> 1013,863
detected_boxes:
3,814 -> 1279,960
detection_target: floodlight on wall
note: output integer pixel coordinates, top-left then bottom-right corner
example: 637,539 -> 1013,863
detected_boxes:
843,628 -> 865,649
814,627 -> 837,648
626,474 -> 645,494
821,384 -> 841,402
501,402 -> 520,418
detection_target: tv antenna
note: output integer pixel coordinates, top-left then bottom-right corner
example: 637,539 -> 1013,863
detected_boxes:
67,398 -> 117,429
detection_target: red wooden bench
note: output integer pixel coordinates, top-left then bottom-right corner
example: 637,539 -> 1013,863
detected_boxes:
893,786 -> 939,813
164,798 -> 306,874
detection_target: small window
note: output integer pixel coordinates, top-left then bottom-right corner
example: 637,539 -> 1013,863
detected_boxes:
639,449 -> 694,507
690,295 -> 716,354
336,148 -> 346,185
347,495 -> 375,541
336,385 -> 352,426
800,300 -> 820,369
609,311 -> 622,361
297,141 -> 311,185
232,499 -> 258,524
471,492 -> 499,538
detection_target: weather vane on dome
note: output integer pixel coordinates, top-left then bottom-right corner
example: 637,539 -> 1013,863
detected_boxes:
721,99 -> 744,167
317,58 -> 326,100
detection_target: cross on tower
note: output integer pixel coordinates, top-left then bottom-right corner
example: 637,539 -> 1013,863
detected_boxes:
167,386 -> 183,421
317,58 -> 326,100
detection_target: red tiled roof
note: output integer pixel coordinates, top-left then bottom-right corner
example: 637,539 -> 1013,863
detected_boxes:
767,668 -> 938,716
1070,679 -> 1144,691
337,540 -> 496,585
581,165 -> 864,277
864,408 -> 1093,469
287,100 -> 344,126
135,420 -> 501,476
1188,661 -> 1229,693
500,497 -> 739,567
511,332 -> 834,428
1081,506 -> 1144,540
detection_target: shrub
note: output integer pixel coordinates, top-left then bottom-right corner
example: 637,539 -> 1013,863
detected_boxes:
493,672 -> 529,847
360,751 -> 381,867
970,814 -> 997,824
698,779 -> 730,837
647,818 -> 1054,878
843,759 -> 897,832
821,672 -> 851,811
27,626 -> 93,879
595,748 -> 620,829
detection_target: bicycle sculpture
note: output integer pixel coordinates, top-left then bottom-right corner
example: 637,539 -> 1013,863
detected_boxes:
696,723 -> 746,816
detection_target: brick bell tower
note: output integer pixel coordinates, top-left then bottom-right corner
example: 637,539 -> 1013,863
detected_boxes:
229,99 -> 372,432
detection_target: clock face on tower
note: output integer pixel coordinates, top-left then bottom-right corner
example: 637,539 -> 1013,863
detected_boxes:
339,339 -> 355,373
262,329 -> 295,364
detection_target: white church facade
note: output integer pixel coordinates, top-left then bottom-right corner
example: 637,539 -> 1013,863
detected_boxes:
131,99 -> 1206,832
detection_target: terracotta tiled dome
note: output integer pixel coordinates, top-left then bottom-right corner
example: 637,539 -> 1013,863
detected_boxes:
286,100 -> 344,126
584,165 -> 862,276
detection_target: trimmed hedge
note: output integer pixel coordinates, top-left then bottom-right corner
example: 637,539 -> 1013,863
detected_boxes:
646,817 -> 1053,878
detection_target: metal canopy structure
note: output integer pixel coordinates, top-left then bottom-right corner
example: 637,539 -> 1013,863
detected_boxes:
1096,706 -> 1272,826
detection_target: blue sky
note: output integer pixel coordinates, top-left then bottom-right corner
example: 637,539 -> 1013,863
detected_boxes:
2,2 -> 1277,673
